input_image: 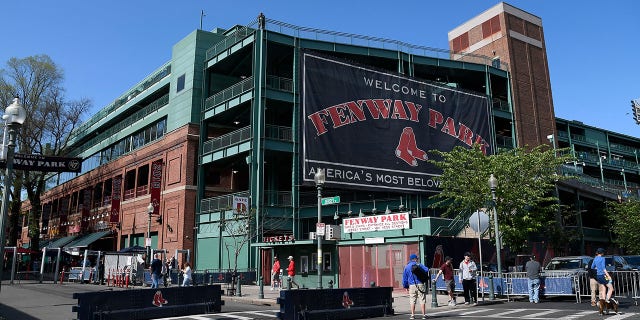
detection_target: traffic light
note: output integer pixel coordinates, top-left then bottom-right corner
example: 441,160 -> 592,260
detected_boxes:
632,99 -> 640,124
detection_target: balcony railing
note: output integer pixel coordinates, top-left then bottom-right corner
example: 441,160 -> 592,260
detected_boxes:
201,191 -> 250,214
202,125 -> 293,156
264,18 -> 508,71
68,63 -> 171,145
123,189 -> 135,201
205,22 -> 259,60
204,76 -> 254,112
68,93 -> 170,157
203,126 -> 252,155
136,185 -> 149,197
492,98 -> 510,112
266,75 -> 294,92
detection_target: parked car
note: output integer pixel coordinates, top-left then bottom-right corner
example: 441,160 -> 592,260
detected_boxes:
621,255 -> 640,270
544,256 -> 592,273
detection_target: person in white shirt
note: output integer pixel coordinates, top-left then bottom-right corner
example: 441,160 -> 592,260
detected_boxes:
181,262 -> 192,286
458,252 -> 477,305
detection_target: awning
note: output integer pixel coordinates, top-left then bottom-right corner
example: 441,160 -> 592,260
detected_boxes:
46,235 -> 80,248
63,230 -> 113,250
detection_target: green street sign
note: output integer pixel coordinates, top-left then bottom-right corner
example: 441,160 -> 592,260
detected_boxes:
321,196 -> 341,206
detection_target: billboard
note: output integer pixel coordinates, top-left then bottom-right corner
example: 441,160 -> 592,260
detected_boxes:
301,51 -> 492,193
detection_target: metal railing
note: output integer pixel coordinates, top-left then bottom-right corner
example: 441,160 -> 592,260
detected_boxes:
204,76 -> 254,112
429,268 -> 640,304
68,93 -> 170,157
264,18 -> 509,72
68,63 -> 171,144
202,125 -> 293,156
202,126 -> 252,155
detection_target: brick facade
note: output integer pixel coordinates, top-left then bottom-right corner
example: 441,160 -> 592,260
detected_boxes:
21,123 -> 199,261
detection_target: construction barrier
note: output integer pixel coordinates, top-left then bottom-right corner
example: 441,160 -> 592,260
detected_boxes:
72,285 -> 224,320
276,287 -> 394,320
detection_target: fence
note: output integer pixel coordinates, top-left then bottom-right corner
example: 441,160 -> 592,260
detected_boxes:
430,269 -> 640,305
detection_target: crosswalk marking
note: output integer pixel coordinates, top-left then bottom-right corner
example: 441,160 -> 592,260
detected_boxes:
243,311 -> 277,317
458,308 -> 494,315
489,309 -> 529,317
606,313 -> 639,319
525,309 -> 562,318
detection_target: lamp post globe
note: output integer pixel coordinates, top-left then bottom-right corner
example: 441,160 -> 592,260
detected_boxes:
314,169 -> 325,289
0,98 -> 26,292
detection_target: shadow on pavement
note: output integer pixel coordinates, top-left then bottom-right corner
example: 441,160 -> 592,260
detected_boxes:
0,304 -> 40,320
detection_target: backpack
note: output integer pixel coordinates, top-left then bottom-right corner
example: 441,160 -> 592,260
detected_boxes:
411,263 -> 430,284
586,264 -> 597,278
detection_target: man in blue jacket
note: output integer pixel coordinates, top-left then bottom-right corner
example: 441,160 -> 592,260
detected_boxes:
402,254 -> 429,319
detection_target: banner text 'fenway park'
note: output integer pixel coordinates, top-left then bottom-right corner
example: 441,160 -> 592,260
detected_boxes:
301,52 -> 492,193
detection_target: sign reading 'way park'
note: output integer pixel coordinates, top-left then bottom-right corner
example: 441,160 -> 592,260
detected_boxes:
342,212 -> 410,233
0,153 -> 82,172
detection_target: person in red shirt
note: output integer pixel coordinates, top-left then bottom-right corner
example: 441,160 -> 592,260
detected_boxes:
435,256 -> 456,306
271,256 -> 281,290
287,256 -> 300,289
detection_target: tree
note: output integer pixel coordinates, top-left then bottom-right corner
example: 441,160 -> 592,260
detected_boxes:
429,144 -> 570,252
0,55 -> 91,253
606,199 -> 640,254
221,207 -> 289,273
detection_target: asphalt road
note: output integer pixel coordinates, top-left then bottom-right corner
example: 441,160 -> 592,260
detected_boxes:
158,300 -> 640,320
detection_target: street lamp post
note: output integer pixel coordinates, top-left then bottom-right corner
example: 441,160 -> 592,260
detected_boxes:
0,98 -> 26,292
146,203 -> 154,265
488,174 -> 502,278
314,169 -> 325,289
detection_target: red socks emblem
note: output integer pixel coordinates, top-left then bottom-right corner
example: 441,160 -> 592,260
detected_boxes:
152,290 -> 169,307
396,127 -> 428,166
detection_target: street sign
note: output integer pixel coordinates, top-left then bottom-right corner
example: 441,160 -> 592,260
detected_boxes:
321,196 -> 341,206
316,223 -> 326,236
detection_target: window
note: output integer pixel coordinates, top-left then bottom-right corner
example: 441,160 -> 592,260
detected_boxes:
482,15 -> 501,39
323,252 -> 332,272
300,256 -> 309,274
451,33 -> 469,53
492,57 -> 501,69
310,253 -> 317,271
176,74 -> 186,93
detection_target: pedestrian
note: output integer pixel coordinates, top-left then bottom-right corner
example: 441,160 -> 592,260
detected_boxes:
181,262 -> 192,286
591,248 -> 616,305
98,257 -> 105,285
271,256 -> 281,290
458,252 -> 477,305
150,254 -> 163,288
587,258 -> 599,307
162,257 -> 169,287
287,256 -> 299,289
435,256 -> 456,306
525,255 -> 541,303
402,253 -> 429,319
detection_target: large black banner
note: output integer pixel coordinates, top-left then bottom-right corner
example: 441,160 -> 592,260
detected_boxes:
301,52 -> 492,193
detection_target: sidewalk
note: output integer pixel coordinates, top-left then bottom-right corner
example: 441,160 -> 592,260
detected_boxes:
0,280 -> 501,320
223,284 -> 502,315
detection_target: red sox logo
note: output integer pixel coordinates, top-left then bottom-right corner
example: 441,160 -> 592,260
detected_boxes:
152,290 -> 168,307
395,127 -> 428,166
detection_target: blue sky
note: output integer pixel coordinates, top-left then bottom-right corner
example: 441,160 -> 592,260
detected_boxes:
3,1 -> 639,137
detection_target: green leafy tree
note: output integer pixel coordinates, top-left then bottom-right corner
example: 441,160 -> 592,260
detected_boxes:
606,199 -> 640,254
429,144 -> 570,252
0,55 -> 90,253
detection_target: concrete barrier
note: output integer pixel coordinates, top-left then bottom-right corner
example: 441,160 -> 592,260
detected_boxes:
72,285 -> 224,320
276,287 -> 394,320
